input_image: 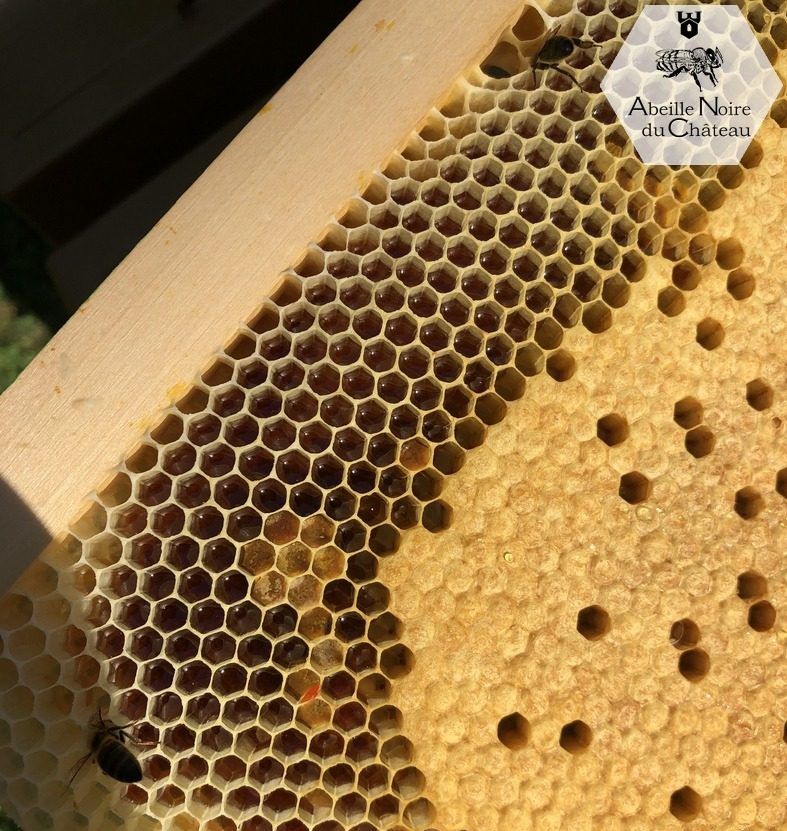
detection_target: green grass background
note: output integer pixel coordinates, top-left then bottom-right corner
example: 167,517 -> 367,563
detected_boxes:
0,203 -> 67,393
0,808 -> 21,831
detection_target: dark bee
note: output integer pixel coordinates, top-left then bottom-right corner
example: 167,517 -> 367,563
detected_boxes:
68,707 -> 147,787
532,27 -> 599,89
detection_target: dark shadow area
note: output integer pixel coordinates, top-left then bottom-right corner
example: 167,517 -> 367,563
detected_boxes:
0,0 -> 359,387
0,475 -> 51,600
0,807 -> 22,831
6,0 -> 360,244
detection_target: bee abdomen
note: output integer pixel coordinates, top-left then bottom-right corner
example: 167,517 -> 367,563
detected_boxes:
96,736 -> 142,783
656,50 -> 690,72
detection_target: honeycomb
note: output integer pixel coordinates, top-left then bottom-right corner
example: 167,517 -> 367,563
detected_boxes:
0,1 -> 785,829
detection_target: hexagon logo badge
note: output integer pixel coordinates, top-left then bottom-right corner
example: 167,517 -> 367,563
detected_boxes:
601,5 -> 782,164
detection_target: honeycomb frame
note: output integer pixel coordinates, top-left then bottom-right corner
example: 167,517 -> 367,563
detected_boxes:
0,0 -> 786,829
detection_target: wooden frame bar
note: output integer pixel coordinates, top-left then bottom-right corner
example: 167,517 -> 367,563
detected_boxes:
0,0 -> 524,594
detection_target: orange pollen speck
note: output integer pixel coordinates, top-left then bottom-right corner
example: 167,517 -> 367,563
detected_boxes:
299,683 -> 321,704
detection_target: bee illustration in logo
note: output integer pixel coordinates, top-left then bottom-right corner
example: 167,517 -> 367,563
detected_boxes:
655,47 -> 723,91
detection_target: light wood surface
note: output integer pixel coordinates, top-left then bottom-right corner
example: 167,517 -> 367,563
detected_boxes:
0,0 -> 522,595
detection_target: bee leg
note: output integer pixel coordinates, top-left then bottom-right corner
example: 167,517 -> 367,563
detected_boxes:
127,736 -> 158,747
112,719 -> 141,730
90,705 -> 105,731
549,64 -> 583,90
111,717 -> 157,746
120,727 -> 158,747
571,38 -> 599,50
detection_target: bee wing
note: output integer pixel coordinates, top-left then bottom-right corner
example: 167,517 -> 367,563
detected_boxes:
65,750 -> 93,790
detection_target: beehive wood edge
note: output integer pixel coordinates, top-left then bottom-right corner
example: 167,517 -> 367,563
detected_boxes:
0,0 -> 526,596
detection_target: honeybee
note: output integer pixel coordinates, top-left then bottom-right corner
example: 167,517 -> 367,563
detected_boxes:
655,47 -> 723,91
532,26 -> 599,89
68,707 -> 149,786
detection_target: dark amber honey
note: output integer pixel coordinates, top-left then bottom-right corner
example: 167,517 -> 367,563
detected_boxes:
389,406 -> 419,439
333,429 -> 365,462
364,342 -> 395,373
355,402 -> 386,435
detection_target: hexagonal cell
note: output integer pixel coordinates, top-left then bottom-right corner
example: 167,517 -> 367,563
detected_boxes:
262,605 -> 297,640
672,260 -> 700,291
283,574 -> 318,610
673,397 -> 703,429
559,720 -> 592,754
422,410 -> 452,444
688,232 -> 715,267
662,228 -> 689,262
669,786 -> 703,823
678,648 -> 710,683
512,343 -> 542,379
746,378 -> 773,411
596,413 -> 628,446
737,570 -> 768,601
715,237 -> 744,270
618,471 -> 651,504
734,486 -> 765,519
125,442 -> 159,473
546,350 -> 576,382
178,568 -> 212,603
748,600 -> 776,632
246,755 -> 284,794
225,602 -> 262,637
111,503 -> 145,538
582,301 -> 612,334
347,551 -> 378,583
669,618 -> 700,650
685,426 -> 715,459
553,295 -> 581,331
695,318 -> 724,351
136,472 -> 172,507
367,523 -> 401,557
497,712 -> 530,750
421,499 -> 452,533
116,596 -> 151,631
576,605 -> 610,640
366,612 -> 403,650
129,627 -> 162,661
774,468 -> 787,500
471,395 -> 504,429
656,286 -> 685,318
727,267 -> 755,300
